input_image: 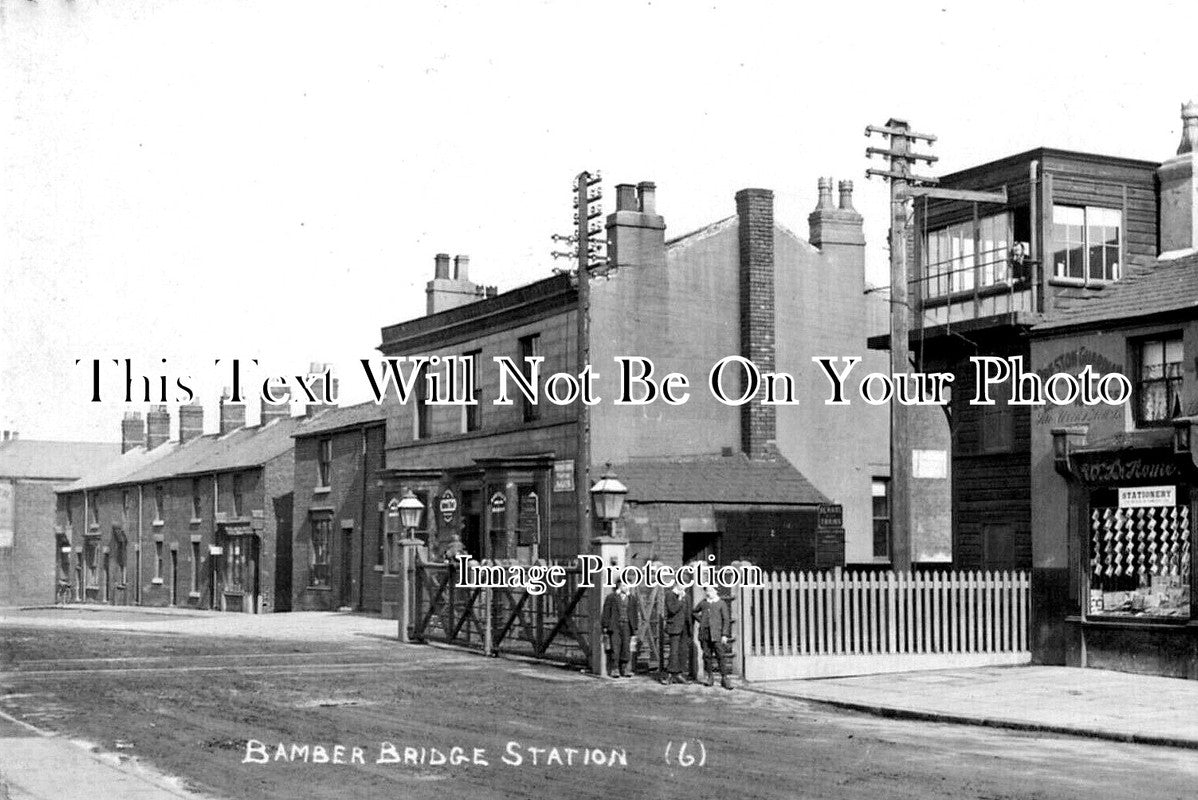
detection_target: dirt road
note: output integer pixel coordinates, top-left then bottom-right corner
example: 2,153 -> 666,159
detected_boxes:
2,618 -> 1197,800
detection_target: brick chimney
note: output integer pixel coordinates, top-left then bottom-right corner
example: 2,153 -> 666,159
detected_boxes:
1159,101 -> 1198,256
426,253 -> 482,314
736,188 -> 778,461
261,385 -> 291,426
219,389 -> 246,435
146,405 -> 171,450
606,181 -> 666,271
121,412 -> 145,453
178,402 -> 204,444
301,363 -> 338,416
808,177 -> 865,250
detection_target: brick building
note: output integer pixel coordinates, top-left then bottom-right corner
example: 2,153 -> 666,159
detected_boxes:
0,432 -> 120,606
374,177 -> 888,572
291,402 -> 387,612
57,398 -> 299,613
1027,102 -> 1198,678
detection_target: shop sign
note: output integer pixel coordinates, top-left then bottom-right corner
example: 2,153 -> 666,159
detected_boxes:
553,460 -> 575,493
1118,486 -> 1177,508
518,492 -> 540,545
489,492 -> 507,515
385,497 -> 402,533
1076,453 -> 1180,486
439,489 -> 458,524
817,504 -> 843,529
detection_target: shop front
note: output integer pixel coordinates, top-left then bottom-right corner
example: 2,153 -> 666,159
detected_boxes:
1054,425 -> 1198,678
216,520 -> 260,613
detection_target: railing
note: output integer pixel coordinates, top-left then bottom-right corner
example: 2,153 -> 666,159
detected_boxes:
738,569 -> 1031,680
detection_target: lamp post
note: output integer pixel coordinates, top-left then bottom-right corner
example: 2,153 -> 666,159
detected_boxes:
589,463 -> 628,538
396,488 -> 425,643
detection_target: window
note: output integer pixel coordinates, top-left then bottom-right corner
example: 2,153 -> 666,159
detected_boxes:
922,213 -> 1011,298
65,501 -> 73,529
122,490 -> 130,526
191,479 -> 202,519
191,541 -> 200,593
463,350 -> 482,432
1089,499 -> 1189,620
311,518 -> 332,587
154,540 -> 164,580
871,478 -> 891,559
232,473 -> 244,518
154,485 -> 165,522
1052,205 -> 1121,283
88,494 -> 99,527
414,363 -> 431,439
317,438 -> 333,486
1136,335 -> 1183,427
519,334 -> 542,422
227,537 -> 245,591
979,379 -> 1015,453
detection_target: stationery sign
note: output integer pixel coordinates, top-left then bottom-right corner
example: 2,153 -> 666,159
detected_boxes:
1118,485 -> 1176,508
553,460 -> 575,493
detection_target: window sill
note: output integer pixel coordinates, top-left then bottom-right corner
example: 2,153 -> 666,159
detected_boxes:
313,486 -> 332,495
1066,614 -> 1191,630
188,591 -> 202,599
152,520 -> 165,528
373,565 -> 385,572
307,585 -> 332,591
151,578 -> 164,585
1048,276 -> 1116,290
190,518 -> 203,525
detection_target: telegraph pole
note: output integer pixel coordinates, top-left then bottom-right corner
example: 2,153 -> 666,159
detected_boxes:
865,119 -> 937,572
552,171 -> 604,556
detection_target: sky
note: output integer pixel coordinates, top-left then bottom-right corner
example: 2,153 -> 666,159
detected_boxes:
1,0 -> 1195,442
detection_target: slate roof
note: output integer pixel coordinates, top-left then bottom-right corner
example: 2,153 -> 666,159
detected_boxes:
1034,252 -> 1198,333
63,443 -> 180,492
292,401 -> 388,438
123,415 -> 305,483
0,439 -> 122,481
611,453 -> 829,505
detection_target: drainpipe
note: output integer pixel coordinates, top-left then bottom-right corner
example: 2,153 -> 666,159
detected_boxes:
358,428 -> 368,612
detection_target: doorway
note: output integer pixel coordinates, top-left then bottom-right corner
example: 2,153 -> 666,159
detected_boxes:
170,549 -> 179,606
460,489 -> 483,560
340,527 -> 354,608
683,531 -> 722,565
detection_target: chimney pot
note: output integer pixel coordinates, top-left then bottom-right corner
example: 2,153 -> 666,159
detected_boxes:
838,180 -> 856,211
219,389 -> 246,435
817,177 -> 834,208
434,253 -> 451,279
615,183 -> 637,212
1179,101 -> 1198,156
453,254 -> 470,281
637,181 -> 657,214
260,385 -> 291,426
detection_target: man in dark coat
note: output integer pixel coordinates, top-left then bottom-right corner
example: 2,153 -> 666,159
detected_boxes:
661,582 -> 693,684
694,585 -> 733,689
600,579 -> 641,678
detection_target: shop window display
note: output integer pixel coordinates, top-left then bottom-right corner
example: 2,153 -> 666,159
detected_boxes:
1089,503 -> 1190,619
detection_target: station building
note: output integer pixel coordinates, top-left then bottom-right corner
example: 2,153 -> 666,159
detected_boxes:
373,177 -> 890,574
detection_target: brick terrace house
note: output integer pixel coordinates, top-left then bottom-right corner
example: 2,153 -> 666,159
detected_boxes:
870,126 -> 1163,572
0,432 -> 120,606
1027,102 -> 1198,678
375,177 -> 888,573
291,402 -> 387,613
58,398 -> 298,613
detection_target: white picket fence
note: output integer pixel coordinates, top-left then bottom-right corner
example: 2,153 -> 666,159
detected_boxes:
736,569 -> 1031,681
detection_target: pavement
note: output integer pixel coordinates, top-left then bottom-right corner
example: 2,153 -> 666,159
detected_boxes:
745,665 -> 1198,749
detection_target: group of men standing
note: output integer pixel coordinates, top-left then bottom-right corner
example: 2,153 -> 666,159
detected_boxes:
600,580 -> 734,690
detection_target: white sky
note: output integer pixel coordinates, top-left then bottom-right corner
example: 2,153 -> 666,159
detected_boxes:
1,0 -> 1195,442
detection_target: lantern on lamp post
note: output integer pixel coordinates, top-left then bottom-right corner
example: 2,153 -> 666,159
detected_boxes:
397,489 -> 424,538
589,463 -> 628,538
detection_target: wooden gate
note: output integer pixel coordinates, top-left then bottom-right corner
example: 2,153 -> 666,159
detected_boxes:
736,568 -> 1030,680
411,559 -> 595,665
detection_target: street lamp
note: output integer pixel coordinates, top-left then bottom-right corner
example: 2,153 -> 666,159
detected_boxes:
589,463 -> 628,538
398,489 -> 424,537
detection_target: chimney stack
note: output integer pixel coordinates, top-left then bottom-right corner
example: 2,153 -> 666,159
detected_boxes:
1159,101 -> 1198,256
808,176 -> 865,250
146,405 -> 171,450
735,188 -> 778,460
178,402 -> 204,444
606,178 -> 666,271
261,385 -> 292,426
426,253 -> 482,314
302,363 -> 338,416
121,412 -> 145,453
219,389 -> 246,435
2,431 -> 8,443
